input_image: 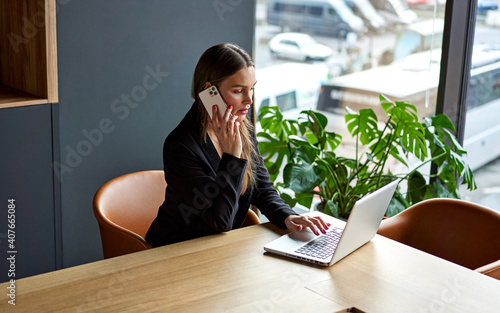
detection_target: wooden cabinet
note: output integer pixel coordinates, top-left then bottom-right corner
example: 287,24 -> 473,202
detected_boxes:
0,0 -> 58,109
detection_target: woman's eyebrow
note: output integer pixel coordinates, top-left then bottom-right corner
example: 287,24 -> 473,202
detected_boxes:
231,81 -> 257,88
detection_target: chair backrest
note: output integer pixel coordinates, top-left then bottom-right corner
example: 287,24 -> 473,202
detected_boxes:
377,198 -> 500,271
93,170 -> 166,259
93,170 -> 261,259
242,208 -> 261,227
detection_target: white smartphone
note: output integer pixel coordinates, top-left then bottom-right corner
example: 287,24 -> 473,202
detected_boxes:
198,86 -> 227,119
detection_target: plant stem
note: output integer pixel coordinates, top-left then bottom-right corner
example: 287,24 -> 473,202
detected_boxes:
400,150 -> 448,181
317,158 -> 345,195
376,128 -> 398,187
352,115 -> 394,184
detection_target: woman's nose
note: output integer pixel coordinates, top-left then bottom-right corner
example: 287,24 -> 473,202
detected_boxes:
244,91 -> 253,104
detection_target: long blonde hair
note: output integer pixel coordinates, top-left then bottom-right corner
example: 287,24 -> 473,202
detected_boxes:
191,43 -> 259,194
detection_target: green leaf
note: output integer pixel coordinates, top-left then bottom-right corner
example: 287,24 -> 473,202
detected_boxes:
345,108 -> 379,145
399,122 -> 427,160
279,192 -> 298,208
283,162 -> 321,194
385,197 -> 406,218
388,100 -> 418,120
257,132 -> 290,181
257,94 -> 477,222
407,171 -> 428,203
295,193 -> 314,209
325,131 -> 342,151
291,144 -> 319,165
433,182 -> 456,199
258,106 -> 284,136
394,188 -> 410,208
323,200 -> 339,218
436,161 -> 458,192
369,132 -> 407,167
305,132 -> 318,145
308,110 -> 328,129
258,105 -> 300,140
443,128 -> 466,154
428,114 -> 456,132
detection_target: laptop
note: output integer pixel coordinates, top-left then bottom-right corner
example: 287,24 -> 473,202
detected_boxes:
264,180 -> 398,266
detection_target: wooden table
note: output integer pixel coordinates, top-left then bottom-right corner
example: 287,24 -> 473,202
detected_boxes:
2,215 -> 500,312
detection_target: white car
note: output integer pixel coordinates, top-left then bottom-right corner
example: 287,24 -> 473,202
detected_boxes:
269,32 -> 333,62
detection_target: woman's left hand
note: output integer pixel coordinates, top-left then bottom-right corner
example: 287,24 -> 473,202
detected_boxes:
284,215 -> 331,235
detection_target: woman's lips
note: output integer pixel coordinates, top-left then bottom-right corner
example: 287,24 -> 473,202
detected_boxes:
237,109 -> 249,115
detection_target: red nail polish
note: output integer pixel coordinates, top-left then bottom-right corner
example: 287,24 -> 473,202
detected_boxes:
228,105 -> 233,109
212,105 -> 216,110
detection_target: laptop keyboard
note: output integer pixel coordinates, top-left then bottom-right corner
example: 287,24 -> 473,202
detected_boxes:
295,227 -> 343,260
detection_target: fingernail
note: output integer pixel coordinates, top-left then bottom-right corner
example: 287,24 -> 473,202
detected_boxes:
297,225 -> 302,231
322,229 -> 327,234
314,231 -> 319,235
228,105 -> 233,109
212,105 -> 216,110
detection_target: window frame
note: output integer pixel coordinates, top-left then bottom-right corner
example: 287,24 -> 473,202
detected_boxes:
438,0 -> 477,144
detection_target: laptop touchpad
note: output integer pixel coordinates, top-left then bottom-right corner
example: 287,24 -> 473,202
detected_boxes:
288,229 -> 317,242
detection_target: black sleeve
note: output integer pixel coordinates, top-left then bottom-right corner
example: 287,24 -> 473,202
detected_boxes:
250,134 -> 298,229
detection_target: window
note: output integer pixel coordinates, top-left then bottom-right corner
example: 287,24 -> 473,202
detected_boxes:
308,6 -> 323,17
328,8 -> 338,18
274,3 -> 306,14
467,64 -> 500,110
256,0 -> 500,212
280,39 -> 299,48
276,91 -> 297,111
458,2 -> 500,209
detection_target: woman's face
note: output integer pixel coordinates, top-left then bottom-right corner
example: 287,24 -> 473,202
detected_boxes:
217,66 -> 256,123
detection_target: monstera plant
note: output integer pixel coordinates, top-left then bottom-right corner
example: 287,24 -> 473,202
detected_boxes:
257,95 -> 476,218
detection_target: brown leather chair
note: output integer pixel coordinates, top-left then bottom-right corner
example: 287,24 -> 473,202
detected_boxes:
93,170 -> 260,259
377,198 -> 500,280
242,208 -> 261,227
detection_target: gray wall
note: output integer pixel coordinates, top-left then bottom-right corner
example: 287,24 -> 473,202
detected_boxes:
57,0 -> 256,267
0,104 -> 57,281
0,0 -> 256,280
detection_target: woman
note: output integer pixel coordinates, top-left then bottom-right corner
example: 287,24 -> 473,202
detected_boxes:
145,43 -> 329,247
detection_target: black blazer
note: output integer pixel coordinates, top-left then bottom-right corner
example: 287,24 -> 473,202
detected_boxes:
145,103 -> 297,247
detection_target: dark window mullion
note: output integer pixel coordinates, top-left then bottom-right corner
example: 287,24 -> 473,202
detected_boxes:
437,0 -> 477,144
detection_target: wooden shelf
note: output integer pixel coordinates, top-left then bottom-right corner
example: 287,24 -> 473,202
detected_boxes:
0,0 -> 58,109
0,85 -> 48,108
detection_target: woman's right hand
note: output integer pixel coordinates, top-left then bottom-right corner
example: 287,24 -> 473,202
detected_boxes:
210,105 -> 242,158
285,214 -> 331,235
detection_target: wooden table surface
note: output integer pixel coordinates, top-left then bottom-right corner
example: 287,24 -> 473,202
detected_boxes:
2,217 -> 500,312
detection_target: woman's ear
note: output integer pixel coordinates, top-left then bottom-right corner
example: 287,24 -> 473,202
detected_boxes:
202,82 -> 212,90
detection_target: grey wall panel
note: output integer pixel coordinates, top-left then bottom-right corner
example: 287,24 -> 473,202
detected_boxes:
0,104 -> 56,281
56,0 -> 256,267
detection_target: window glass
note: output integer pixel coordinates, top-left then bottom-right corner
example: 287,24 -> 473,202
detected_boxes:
276,91 -> 297,111
459,4 -> 500,211
328,8 -> 338,18
257,98 -> 270,117
257,0 -> 450,208
393,32 -> 421,61
308,6 -> 323,16
258,0 -> 445,143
